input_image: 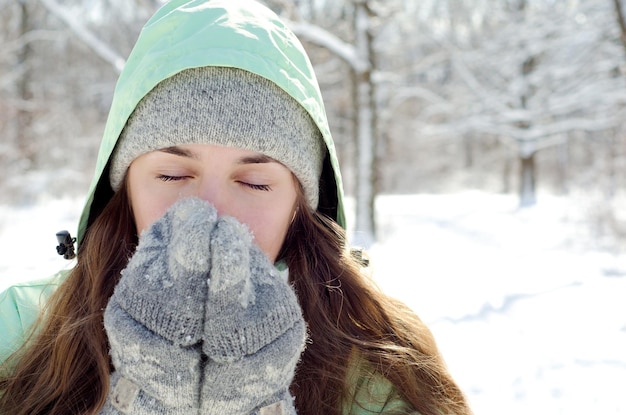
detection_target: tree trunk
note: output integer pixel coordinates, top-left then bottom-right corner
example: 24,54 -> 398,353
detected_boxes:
463,134 -> 473,168
516,7 -> 538,208
352,0 -> 376,247
502,152 -> 512,194
613,0 -> 626,55
16,0 -> 35,164
557,139 -> 569,195
606,133 -> 616,200
519,153 -> 537,207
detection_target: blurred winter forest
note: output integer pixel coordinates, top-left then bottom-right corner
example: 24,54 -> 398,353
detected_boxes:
1,0 -> 626,246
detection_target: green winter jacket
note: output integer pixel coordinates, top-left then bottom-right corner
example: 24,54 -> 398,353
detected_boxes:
0,0 -> 413,413
0,276 -> 413,414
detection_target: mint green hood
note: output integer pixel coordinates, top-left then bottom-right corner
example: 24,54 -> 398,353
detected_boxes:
77,0 -> 345,245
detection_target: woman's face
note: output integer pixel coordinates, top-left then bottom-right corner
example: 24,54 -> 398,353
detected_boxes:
127,144 -> 298,262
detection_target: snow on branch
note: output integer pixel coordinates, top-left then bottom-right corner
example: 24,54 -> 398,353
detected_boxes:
2,30 -> 63,55
285,19 -> 369,74
413,112 -> 624,145
471,115 -> 624,142
38,0 -> 125,74
380,86 -> 452,127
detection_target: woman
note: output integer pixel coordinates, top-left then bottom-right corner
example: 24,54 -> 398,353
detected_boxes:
0,1 -> 472,414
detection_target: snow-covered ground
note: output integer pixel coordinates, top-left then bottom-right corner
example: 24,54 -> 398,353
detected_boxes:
1,191 -> 625,414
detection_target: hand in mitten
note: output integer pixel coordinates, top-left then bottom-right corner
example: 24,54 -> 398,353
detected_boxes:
99,198 -> 217,415
201,216 -> 307,415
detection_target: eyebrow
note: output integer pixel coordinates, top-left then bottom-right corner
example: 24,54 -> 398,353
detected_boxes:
157,146 -> 199,159
237,154 -> 275,165
157,146 -> 276,165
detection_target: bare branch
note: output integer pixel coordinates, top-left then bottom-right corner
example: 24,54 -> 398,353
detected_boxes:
1,29 -> 63,55
37,0 -> 125,73
286,19 -> 369,73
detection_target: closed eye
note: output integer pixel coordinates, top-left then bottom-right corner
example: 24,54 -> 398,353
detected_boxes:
157,174 -> 189,182
240,182 -> 271,191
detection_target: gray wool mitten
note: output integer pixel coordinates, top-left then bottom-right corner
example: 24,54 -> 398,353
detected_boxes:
99,198 -> 218,415
201,216 -> 307,415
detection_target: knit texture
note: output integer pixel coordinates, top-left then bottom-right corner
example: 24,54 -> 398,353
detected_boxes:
201,216 -> 305,414
109,67 -> 325,209
99,198 -> 305,414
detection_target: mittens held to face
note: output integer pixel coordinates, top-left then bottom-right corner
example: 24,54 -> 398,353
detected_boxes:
100,197 -> 306,415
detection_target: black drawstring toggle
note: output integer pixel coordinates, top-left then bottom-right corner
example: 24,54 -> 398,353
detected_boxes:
56,230 -> 76,260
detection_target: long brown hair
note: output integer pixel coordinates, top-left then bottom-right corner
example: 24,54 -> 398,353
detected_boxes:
283,192 -> 472,415
0,182 -> 471,415
0,180 -> 136,415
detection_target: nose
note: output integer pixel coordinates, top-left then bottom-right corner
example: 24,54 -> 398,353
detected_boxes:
194,176 -> 229,216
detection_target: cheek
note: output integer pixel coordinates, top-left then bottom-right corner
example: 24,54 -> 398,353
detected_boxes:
249,219 -> 290,263
130,186 -> 178,234
241,203 -> 295,262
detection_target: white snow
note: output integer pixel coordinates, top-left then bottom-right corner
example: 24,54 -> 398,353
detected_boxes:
1,191 -> 624,414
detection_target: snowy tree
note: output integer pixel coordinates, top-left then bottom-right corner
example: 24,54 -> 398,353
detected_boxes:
287,0 -> 383,246
37,0 -> 126,73
0,0 -> 152,203
464,1 -> 626,206
378,0 -> 626,207
2,0 -> 625,245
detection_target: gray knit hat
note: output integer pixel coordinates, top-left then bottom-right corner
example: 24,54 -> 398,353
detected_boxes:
109,67 -> 325,208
